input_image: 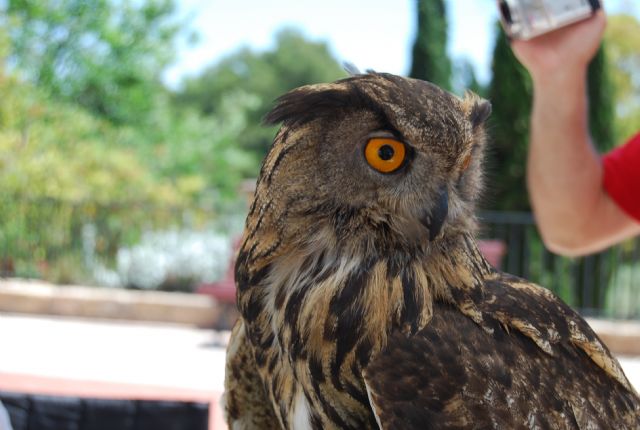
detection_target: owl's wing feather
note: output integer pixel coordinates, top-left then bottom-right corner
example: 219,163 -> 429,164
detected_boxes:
473,272 -> 633,391
364,274 -> 640,429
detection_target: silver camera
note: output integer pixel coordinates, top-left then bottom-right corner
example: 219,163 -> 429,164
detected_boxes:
498,0 -> 601,40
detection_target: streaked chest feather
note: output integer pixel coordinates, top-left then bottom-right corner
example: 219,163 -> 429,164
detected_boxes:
236,238 -> 482,428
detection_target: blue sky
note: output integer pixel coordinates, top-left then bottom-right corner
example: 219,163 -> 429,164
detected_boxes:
163,0 -> 640,89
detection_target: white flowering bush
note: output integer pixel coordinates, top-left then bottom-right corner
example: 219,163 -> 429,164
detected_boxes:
114,229 -> 232,291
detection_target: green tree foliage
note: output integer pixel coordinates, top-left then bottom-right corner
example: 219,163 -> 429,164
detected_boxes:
0,73 -> 182,205
5,0 -> 183,125
175,29 -> 345,157
144,92 -> 260,203
485,25 -> 615,211
0,23 -> 8,67
587,45 -> 615,152
409,0 -> 451,90
0,67 -> 179,281
0,63 -> 256,281
605,14 -> 640,144
485,24 -> 532,211
2,0 -> 262,206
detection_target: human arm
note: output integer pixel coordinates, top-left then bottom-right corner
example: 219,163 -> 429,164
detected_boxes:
511,11 -> 640,256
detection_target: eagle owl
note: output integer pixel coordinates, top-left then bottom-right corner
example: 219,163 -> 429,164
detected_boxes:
223,73 -> 640,429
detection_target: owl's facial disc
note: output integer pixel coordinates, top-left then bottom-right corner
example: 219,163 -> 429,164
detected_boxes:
261,72 -> 491,247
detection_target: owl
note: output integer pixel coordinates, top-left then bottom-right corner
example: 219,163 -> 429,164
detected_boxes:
223,72 -> 640,429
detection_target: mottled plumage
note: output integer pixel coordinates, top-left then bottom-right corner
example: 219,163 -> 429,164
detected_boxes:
223,72 -> 640,429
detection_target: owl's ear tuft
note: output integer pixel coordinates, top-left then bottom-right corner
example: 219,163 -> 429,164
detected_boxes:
343,62 -> 361,76
464,91 -> 492,129
264,83 -> 360,127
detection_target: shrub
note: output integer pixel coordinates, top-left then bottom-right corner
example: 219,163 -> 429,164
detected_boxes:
115,229 -> 231,291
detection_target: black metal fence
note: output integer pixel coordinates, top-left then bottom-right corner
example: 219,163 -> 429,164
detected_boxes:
480,211 -> 640,319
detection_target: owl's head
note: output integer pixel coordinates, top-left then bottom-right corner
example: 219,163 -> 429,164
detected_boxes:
254,73 -> 491,257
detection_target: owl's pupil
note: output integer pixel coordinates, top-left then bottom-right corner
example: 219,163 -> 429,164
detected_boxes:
378,145 -> 395,161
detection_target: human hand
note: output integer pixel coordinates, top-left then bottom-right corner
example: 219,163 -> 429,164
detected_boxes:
510,10 -> 606,81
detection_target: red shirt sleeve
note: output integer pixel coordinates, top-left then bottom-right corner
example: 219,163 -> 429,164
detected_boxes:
602,132 -> 640,222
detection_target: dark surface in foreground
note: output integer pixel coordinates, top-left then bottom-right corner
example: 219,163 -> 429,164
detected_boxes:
1,391 -> 208,430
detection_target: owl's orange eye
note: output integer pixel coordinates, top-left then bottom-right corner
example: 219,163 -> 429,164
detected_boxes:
365,138 -> 406,173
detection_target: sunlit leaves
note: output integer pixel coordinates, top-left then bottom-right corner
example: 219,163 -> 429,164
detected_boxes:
6,0 -> 183,125
174,29 -> 346,158
605,14 -> 640,143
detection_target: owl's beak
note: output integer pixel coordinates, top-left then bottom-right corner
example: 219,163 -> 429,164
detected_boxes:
420,187 -> 449,241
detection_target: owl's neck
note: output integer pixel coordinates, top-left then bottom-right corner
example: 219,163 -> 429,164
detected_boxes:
239,230 -> 494,364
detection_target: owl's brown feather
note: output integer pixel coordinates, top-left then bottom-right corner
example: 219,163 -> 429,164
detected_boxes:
224,72 -> 640,429
365,252 -> 639,429
223,321 -> 280,428
365,301 -> 638,429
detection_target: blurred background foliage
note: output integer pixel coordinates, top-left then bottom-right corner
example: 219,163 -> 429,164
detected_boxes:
605,14 -> 640,144
409,0 -> 451,90
5,0 -> 180,126
174,29 -> 345,157
0,0 -> 639,310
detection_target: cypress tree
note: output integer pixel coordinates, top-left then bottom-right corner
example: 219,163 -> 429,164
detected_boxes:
485,24 -> 532,211
409,0 -> 451,90
587,44 -> 615,152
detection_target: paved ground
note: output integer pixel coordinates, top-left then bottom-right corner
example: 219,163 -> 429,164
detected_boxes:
620,355 -> 640,390
0,313 -> 230,429
0,314 -> 228,393
0,313 -> 639,419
